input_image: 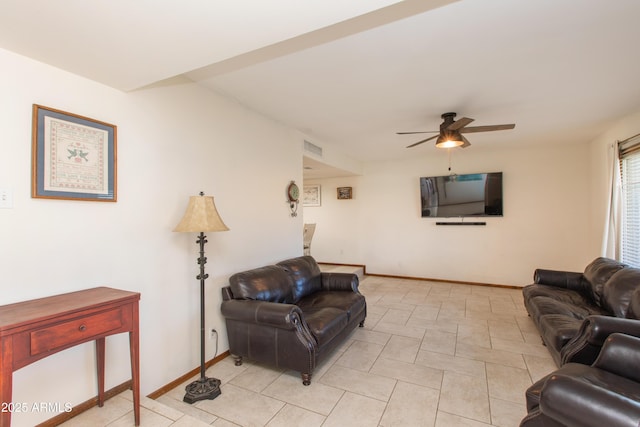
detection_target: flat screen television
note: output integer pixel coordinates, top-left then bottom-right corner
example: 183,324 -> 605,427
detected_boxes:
419,172 -> 503,218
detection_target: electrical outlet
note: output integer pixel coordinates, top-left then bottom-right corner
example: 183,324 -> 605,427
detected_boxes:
210,328 -> 217,339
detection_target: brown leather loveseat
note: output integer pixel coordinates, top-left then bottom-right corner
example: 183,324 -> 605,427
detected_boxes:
221,256 -> 366,385
523,257 -> 640,366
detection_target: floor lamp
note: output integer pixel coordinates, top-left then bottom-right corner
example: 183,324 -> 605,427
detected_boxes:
174,191 -> 229,404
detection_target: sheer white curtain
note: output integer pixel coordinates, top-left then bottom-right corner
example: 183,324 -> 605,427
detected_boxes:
602,142 -> 622,258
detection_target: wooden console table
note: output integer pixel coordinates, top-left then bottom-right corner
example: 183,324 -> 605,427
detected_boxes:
0,287 -> 140,427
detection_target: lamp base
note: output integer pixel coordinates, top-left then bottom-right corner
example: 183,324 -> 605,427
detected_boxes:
183,377 -> 221,404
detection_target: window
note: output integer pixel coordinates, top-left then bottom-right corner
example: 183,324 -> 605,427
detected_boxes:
620,137 -> 640,267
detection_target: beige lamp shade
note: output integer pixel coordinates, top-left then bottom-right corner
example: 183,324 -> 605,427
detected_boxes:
173,193 -> 229,233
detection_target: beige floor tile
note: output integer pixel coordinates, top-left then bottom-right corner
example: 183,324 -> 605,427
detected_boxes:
435,411 -> 492,427
409,318 -> 457,333
439,371 -> 491,424
401,291 -> 432,305
373,321 -> 427,339
194,383 -> 284,426
156,395 -> 219,425
456,342 -> 527,369
416,350 -> 486,378
380,381 -> 439,427
206,356 -> 253,384
108,406 -> 174,427
312,345 -> 347,380
422,328 -> 457,355
138,395 -> 185,421
490,336 -> 550,358
370,356 -> 443,390
265,404 -> 325,427
170,414 -> 216,427
486,363 -> 532,404
262,371 -> 343,416
379,334 -> 421,362
465,296 -> 491,312
351,327 -> 392,345
523,354 -> 557,383
515,314 -> 540,334
321,365 -> 396,401
211,418 -> 242,426
458,333 -> 492,349
380,307 -> 413,324
335,339 -> 384,371
490,397 -> 527,427
437,308 -> 466,321
410,305 -> 441,321
228,363 -> 284,392
322,392 -> 387,427
488,319 -> 524,341
59,395 -> 134,427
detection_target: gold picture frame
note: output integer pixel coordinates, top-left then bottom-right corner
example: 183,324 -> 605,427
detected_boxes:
32,105 -> 117,201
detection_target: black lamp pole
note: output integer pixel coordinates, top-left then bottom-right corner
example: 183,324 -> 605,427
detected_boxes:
183,231 -> 221,403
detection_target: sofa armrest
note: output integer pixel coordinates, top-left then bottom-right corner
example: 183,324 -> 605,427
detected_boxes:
582,315 -> 640,345
321,272 -> 360,293
534,268 -> 585,290
221,300 -> 305,330
592,333 -> 640,382
540,371 -> 640,427
561,315 -> 640,365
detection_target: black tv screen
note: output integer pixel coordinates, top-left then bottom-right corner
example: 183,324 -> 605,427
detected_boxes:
420,172 -> 503,217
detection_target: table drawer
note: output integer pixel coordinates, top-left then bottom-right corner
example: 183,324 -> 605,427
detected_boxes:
30,308 -> 124,356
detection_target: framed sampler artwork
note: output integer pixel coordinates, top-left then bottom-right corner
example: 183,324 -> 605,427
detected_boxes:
303,185 -> 321,207
32,105 -> 117,201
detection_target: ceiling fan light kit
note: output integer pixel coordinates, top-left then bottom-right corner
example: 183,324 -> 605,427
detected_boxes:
435,131 -> 464,148
399,112 -> 515,149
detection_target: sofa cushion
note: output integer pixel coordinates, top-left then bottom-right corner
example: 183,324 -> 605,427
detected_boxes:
229,265 -> 294,303
525,296 -> 604,321
602,268 -> 640,317
538,314 -> 583,353
583,257 -> 627,306
302,307 -> 348,347
297,291 -> 366,321
523,284 -> 593,307
277,256 -> 323,302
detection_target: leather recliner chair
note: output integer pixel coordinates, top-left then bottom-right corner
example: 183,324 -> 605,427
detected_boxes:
521,332 -> 640,427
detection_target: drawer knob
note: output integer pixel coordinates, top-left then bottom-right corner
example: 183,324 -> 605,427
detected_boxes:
79,324 -> 87,332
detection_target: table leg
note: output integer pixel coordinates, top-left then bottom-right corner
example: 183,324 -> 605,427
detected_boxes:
130,310 -> 140,426
0,338 -> 13,427
96,338 -> 105,407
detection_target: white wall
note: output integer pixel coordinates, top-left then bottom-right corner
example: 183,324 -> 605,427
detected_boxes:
0,48 -> 303,426
304,142 -> 593,286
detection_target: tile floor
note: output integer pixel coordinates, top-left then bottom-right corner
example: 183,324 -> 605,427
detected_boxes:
60,270 -> 557,427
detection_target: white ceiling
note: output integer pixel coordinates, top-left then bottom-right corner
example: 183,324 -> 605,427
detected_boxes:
3,0 -> 640,177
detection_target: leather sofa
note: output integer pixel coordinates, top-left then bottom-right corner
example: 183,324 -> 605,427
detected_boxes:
220,256 -> 366,385
523,257 -> 640,366
520,333 -> 640,427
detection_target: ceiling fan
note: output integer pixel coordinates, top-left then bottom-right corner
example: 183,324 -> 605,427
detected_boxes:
398,112 -> 515,148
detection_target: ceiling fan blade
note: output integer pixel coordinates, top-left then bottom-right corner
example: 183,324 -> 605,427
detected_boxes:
447,117 -> 474,131
406,134 -> 438,148
460,135 -> 471,148
459,124 -> 515,133
396,131 -> 439,135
